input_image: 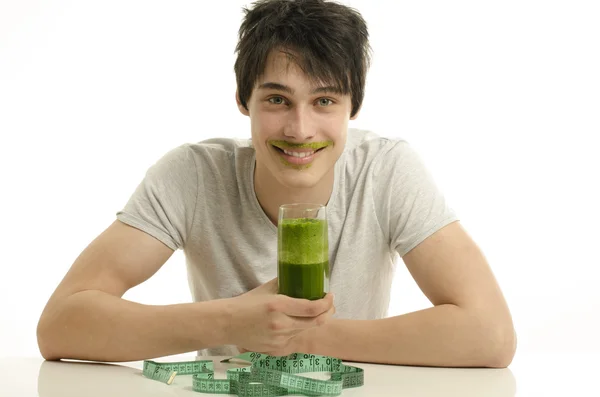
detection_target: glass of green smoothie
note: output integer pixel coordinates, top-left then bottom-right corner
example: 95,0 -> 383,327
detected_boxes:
277,203 -> 329,300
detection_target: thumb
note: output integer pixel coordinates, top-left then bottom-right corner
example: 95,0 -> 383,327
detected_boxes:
264,277 -> 279,293
249,277 -> 278,295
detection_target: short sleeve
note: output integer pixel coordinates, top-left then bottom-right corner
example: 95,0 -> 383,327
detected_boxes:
372,140 -> 459,257
116,144 -> 198,251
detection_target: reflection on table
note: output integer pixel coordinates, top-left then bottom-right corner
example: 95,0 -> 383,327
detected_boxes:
36,355 -> 516,397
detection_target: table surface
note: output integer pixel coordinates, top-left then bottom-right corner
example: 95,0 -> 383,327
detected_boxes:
2,351 -> 597,396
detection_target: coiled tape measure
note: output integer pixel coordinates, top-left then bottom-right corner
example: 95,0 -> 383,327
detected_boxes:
142,351 -> 364,396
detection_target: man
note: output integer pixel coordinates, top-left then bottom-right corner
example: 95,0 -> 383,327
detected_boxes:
37,0 -> 516,368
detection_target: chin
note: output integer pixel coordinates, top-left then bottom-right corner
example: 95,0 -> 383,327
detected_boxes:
275,169 -> 323,190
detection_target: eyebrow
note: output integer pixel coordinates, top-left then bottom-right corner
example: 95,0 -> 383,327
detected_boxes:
258,82 -> 343,95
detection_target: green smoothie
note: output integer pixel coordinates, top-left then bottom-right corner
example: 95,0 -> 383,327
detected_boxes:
278,217 -> 329,300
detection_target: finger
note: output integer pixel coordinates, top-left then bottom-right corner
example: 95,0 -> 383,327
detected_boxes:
250,277 -> 278,295
279,293 -> 334,317
288,306 -> 335,329
264,277 -> 278,292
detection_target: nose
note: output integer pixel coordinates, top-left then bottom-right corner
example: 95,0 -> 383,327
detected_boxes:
283,105 -> 316,141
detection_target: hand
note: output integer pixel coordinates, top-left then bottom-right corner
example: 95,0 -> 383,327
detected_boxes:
224,278 -> 335,356
237,328 -> 312,356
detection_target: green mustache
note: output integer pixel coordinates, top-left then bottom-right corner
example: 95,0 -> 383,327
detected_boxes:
270,140 -> 333,150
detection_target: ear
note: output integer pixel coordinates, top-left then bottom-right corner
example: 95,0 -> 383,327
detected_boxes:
236,90 -> 250,116
350,107 -> 361,120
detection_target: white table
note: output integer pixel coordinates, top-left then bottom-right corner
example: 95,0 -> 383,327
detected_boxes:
2,352 -> 597,396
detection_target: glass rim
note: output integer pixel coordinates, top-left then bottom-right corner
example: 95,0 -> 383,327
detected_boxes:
279,203 -> 325,210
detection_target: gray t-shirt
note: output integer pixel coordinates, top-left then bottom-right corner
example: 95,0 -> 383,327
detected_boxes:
116,128 -> 458,356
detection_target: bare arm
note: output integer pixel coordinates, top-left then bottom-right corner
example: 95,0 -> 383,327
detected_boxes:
37,220 -> 335,362
36,220 -> 230,362
297,221 -> 517,368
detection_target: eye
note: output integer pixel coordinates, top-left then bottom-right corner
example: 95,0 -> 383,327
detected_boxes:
268,96 -> 286,105
317,98 -> 334,107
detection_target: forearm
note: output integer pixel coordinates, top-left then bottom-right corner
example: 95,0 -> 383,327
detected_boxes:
303,304 -> 516,368
37,290 -> 229,362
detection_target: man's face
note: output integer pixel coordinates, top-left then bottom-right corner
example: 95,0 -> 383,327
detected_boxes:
237,50 -> 357,189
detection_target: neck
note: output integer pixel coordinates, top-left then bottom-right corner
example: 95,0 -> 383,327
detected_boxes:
254,163 -> 334,226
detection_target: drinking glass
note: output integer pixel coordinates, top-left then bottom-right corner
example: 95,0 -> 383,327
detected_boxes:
277,203 -> 329,300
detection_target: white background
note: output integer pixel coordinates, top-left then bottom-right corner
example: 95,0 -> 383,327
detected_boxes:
1,0 -> 598,361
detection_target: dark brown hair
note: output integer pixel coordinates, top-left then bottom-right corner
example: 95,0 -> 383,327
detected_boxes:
234,0 -> 372,118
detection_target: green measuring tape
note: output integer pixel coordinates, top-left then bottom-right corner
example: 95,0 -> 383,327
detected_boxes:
142,351 -> 364,396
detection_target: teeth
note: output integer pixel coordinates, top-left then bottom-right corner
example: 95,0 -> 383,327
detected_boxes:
283,150 -> 315,158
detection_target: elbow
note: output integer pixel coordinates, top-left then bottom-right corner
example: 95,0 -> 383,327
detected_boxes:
37,319 -> 57,361
38,344 -> 61,362
37,310 -> 63,361
484,321 -> 517,368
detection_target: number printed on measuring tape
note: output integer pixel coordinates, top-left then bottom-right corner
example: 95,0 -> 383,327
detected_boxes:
142,351 -> 364,397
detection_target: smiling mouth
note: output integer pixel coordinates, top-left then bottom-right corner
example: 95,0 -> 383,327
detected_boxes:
271,145 -> 327,157
269,141 -> 331,167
